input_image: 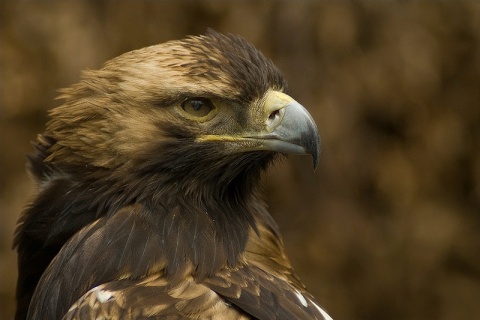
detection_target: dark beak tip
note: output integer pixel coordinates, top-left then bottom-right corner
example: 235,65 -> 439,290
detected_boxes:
306,132 -> 321,171
312,154 -> 319,171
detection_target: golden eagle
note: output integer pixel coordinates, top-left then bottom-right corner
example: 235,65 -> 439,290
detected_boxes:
14,30 -> 331,320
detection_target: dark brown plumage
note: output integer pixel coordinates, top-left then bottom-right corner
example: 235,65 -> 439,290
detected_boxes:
14,30 -> 331,319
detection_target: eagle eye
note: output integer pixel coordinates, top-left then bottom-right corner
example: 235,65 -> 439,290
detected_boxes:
181,98 -> 214,118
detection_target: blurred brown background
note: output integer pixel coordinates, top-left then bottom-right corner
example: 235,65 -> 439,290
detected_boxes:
1,1 -> 480,319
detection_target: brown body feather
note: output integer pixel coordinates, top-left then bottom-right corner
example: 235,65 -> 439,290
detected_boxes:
14,30 -> 330,319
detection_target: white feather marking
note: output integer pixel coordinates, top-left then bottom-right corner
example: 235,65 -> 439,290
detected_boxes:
294,290 -> 308,307
95,289 -> 113,303
312,300 -> 333,320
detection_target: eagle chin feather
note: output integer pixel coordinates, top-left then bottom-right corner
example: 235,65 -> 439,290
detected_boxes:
14,30 -> 331,320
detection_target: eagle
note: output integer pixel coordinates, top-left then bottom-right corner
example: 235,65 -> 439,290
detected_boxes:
14,30 -> 332,320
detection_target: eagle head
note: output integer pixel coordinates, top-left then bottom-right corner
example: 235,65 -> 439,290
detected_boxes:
34,30 -> 320,199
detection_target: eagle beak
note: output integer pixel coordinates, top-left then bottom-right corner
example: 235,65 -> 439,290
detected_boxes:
251,91 -> 321,169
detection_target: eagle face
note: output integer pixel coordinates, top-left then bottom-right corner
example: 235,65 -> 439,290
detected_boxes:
14,30 -> 330,320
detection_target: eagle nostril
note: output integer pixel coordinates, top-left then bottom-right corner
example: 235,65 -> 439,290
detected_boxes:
268,109 -> 280,121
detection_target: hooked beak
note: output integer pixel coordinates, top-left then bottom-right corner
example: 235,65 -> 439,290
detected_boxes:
250,91 -> 320,169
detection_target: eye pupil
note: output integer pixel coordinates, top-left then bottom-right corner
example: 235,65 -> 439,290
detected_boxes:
191,100 -> 203,111
181,98 -> 214,117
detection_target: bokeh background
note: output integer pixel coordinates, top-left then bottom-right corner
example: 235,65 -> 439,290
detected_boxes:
1,1 -> 479,319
